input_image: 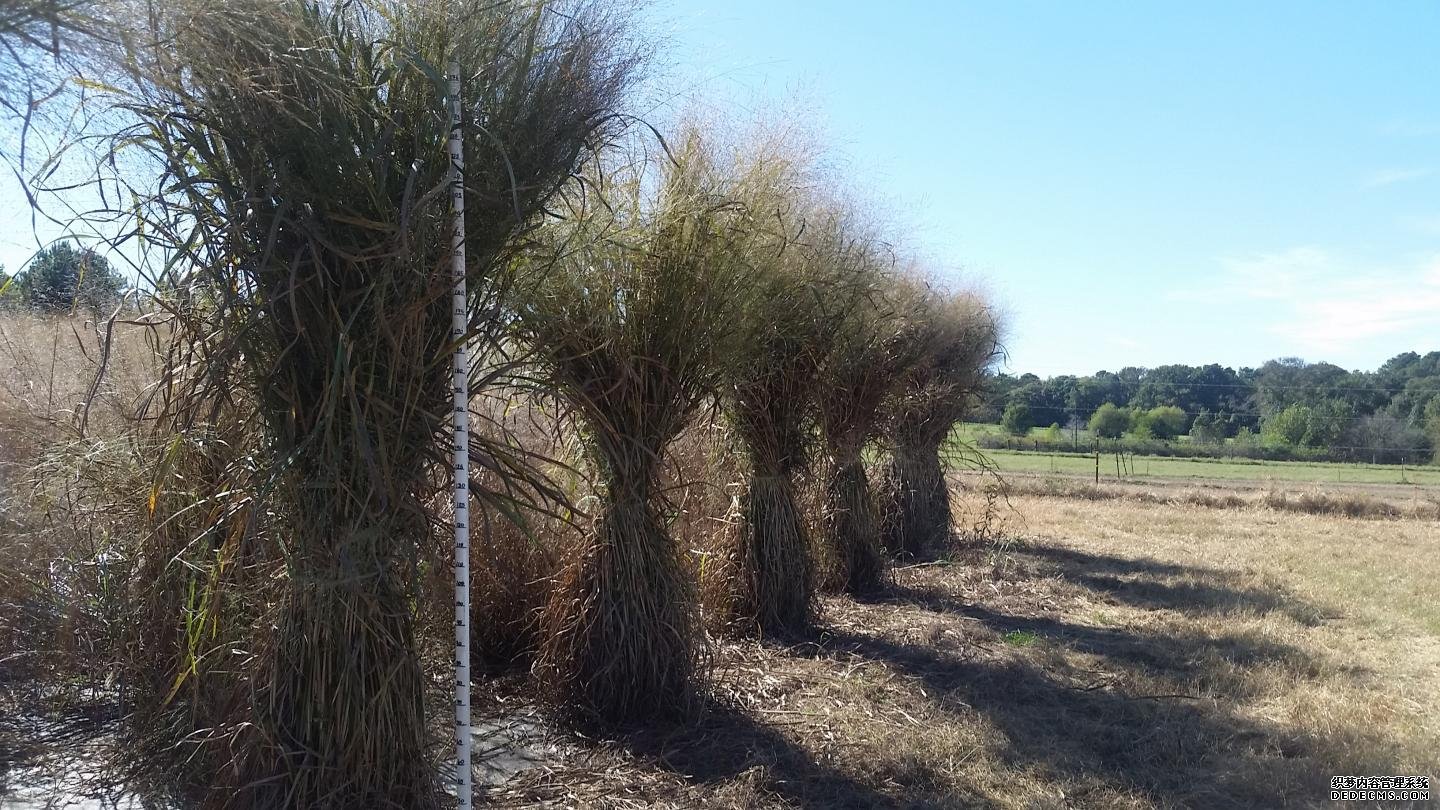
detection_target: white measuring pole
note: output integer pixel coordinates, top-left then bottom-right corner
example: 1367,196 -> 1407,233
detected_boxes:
446,60 -> 474,810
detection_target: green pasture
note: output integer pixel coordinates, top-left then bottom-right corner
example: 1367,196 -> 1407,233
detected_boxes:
965,447 -> 1440,486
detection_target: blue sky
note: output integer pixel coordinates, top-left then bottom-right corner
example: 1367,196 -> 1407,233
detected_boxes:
638,0 -> 1440,375
3,2 -> 1439,376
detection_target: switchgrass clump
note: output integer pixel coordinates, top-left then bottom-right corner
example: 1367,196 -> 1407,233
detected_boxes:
879,285 -> 1001,558
88,0 -> 638,804
718,162 -> 864,636
814,241 -> 918,594
517,132 -> 761,724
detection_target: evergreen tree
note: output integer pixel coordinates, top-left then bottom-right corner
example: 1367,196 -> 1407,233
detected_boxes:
16,241 -> 126,312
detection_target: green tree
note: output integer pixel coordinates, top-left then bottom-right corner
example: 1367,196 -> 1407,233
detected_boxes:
1422,397 -> 1440,463
1189,410 -> 1226,444
1129,417 -> 1154,440
1261,403 -> 1311,446
1001,403 -> 1035,436
16,241 -> 126,312
1302,399 -> 1352,447
1143,405 -> 1186,439
1088,401 -> 1129,438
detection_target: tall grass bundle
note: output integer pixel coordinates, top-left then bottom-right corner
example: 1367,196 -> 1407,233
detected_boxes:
813,239 -> 919,594
879,285 -> 1002,558
517,132 -> 761,724
721,194 -> 870,635
91,1 -> 638,804
118,425 -> 287,804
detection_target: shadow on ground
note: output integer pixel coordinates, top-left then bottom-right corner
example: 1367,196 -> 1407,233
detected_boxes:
797,542 -> 1376,807
479,695 -> 908,809
865,582 -> 1325,696
619,701 -> 907,809
797,624 -> 1315,809
1013,544 -> 1329,625
482,539 -> 1385,808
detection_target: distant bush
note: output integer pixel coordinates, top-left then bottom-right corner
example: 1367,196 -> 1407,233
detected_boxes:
1340,413 -> 1430,465
968,431 -> 1393,464
1001,403 -> 1035,436
1189,410 -> 1227,444
1261,400 -> 1352,449
1088,402 -> 1129,438
1261,404 -> 1310,446
1139,405 -> 1186,439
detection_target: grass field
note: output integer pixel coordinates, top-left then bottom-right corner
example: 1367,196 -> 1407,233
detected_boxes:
968,447 -> 1440,486
465,476 -> 1440,808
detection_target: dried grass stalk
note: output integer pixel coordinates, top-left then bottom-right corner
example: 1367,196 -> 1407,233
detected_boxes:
86,0 -> 638,804
519,130 -> 760,724
722,187 -> 872,633
812,236 -> 917,594
879,286 -> 1002,558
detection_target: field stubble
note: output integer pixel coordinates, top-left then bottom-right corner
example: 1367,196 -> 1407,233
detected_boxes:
463,478 -> 1439,808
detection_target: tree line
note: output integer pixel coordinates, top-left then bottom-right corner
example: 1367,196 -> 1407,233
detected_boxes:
978,357 -> 1440,463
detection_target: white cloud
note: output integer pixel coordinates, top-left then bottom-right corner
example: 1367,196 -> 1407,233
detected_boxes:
1360,167 -> 1433,188
1171,249 -> 1440,353
1273,284 -> 1440,347
1167,246 -> 1331,303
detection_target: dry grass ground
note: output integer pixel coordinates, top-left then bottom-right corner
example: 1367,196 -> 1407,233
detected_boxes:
981,470 -> 1440,521
470,484 -> 1439,809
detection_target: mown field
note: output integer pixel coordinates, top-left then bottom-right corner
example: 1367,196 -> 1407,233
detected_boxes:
951,421 -> 1440,486
972,448 -> 1440,486
468,475 -> 1440,807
